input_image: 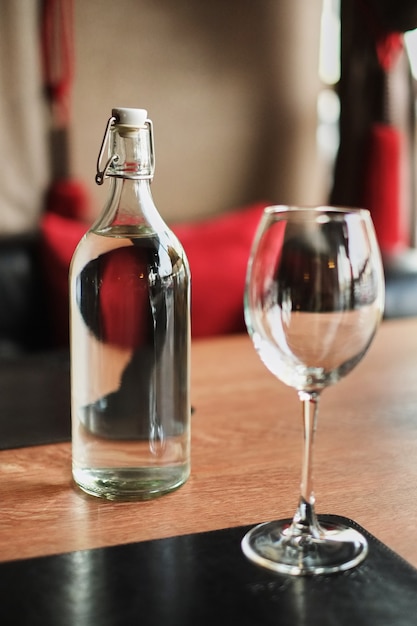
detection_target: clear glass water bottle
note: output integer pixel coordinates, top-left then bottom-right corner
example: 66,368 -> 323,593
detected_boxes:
70,107 -> 191,500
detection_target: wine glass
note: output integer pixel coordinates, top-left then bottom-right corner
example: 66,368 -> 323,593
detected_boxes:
242,205 -> 385,575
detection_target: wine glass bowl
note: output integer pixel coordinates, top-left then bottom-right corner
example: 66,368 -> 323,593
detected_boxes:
242,206 -> 384,575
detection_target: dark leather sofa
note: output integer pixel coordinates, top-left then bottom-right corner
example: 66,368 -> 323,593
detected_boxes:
0,235 -> 52,357
1,228 -> 417,359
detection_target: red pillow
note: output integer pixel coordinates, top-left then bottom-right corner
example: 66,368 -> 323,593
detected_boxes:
40,202 -> 267,344
173,203 -> 267,337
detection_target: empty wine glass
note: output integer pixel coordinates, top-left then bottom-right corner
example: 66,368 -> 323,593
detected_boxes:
242,206 -> 384,575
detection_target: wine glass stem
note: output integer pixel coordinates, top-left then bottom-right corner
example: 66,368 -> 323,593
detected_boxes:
291,391 -> 322,538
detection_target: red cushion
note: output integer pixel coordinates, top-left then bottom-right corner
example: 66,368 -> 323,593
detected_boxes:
173,203 -> 267,337
40,202 -> 267,344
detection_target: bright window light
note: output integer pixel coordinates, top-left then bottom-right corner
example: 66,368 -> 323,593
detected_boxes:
319,0 -> 341,85
405,29 -> 417,80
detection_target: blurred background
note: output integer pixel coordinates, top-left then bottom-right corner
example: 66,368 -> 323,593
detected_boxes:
0,0 -> 332,231
0,0 -> 416,353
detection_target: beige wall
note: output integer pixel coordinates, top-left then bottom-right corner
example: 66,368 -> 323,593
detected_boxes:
0,0 -> 328,233
72,0 -> 328,224
0,0 -> 49,235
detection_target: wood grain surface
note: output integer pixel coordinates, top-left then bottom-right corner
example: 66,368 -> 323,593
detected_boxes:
1,317 -> 417,566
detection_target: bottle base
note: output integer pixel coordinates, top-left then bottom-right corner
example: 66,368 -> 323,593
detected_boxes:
72,465 -> 190,501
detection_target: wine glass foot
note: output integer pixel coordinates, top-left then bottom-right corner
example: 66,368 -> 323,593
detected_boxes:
242,519 -> 368,576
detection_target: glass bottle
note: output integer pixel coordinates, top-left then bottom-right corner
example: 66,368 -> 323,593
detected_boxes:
70,107 -> 191,500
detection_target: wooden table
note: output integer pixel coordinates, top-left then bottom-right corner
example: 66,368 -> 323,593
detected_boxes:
1,317 -> 417,568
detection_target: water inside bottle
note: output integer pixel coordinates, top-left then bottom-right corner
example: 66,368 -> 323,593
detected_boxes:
70,228 -> 190,500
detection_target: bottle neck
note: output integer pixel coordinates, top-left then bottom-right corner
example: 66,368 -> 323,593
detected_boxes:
108,125 -> 154,181
92,125 -> 164,233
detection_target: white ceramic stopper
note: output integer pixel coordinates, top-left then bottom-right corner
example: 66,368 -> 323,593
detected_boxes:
112,107 -> 148,127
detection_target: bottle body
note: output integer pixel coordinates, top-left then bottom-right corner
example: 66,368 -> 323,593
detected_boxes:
70,112 -> 191,500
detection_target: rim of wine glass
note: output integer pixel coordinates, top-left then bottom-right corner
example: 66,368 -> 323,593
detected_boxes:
263,205 -> 370,218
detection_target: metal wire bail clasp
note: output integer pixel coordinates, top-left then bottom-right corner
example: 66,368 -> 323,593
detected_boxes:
95,115 -> 155,183
95,115 -> 117,185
